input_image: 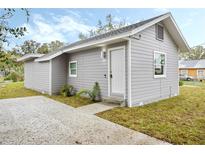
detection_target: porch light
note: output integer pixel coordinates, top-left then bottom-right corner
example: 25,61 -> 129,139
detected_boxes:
101,47 -> 107,61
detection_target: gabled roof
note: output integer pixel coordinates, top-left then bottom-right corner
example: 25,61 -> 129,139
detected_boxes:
179,59 -> 205,69
17,53 -> 44,62
33,12 -> 190,62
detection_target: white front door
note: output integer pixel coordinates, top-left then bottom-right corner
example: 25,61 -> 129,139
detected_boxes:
110,47 -> 125,96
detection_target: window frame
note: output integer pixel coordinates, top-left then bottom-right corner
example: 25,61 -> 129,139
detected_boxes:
154,51 -> 166,78
197,69 -> 204,77
156,24 -> 164,41
69,61 -> 77,77
180,69 -> 188,76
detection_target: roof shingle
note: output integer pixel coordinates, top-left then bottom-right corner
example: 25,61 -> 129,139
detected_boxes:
179,59 -> 205,68
37,13 -> 169,61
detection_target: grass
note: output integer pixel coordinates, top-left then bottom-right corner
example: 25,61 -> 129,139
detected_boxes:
0,82 -> 94,108
0,77 -> 4,83
47,95 -> 93,108
0,82 -> 40,99
183,80 -> 205,88
97,86 -> 205,144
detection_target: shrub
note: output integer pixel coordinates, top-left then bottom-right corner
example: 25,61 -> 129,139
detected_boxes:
77,82 -> 101,102
60,84 -> 75,97
179,80 -> 184,86
4,72 -> 23,82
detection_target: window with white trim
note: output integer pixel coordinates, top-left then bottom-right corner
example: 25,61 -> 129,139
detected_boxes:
154,51 -> 166,78
197,70 -> 204,78
156,24 -> 164,40
69,61 -> 77,77
180,70 -> 188,76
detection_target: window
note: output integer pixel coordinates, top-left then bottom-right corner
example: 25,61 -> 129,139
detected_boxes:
197,70 -> 204,78
180,70 -> 188,76
69,61 -> 77,77
154,51 -> 166,78
156,24 -> 164,40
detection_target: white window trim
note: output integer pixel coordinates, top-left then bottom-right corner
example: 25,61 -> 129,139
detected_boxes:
156,23 -> 164,41
69,61 -> 77,77
197,69 -> 204,77
180,69 -> 188,76
154,51 -> 167,78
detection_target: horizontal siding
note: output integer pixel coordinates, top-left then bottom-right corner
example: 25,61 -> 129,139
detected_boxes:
24,60 -> 50,93
51,54 -> 68,94
67,48 -> 108,97
67,41 -> 128,99
131,23 -> 179,106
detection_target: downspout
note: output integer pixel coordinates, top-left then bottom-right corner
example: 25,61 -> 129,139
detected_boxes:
177,48 -> 180,95
49,59 -> 52,95
127,38 -> 132,107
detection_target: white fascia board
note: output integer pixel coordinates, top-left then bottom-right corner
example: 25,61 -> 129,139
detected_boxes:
35,50 -> 64,62
169,14 -> 190,52
35,13 -> 189,61
35,32 -> 131,62
17,54 -> 44,62
130,13 -> 171,35
131,13 -> 190,52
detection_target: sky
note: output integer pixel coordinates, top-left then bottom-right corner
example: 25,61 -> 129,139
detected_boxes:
3,8 -> 205,49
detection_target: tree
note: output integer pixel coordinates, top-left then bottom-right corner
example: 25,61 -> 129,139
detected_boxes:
49,40 -> 64,52
180,45 -> 205,60
0,50 -> 22,76
18,40 -> 40,55
37,40 -> 64,54
78,14 -> 127,40
0,8 -> 30,50
78,32 -> 88,40
37,43 -> 49,54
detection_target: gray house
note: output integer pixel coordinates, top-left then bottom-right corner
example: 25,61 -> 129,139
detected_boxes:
18,13 -> 189,107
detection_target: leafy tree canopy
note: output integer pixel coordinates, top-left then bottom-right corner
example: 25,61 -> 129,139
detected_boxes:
78,14 -> 127,40
0,8 -> 30,50
180,45 -> 205,60
12,40 -> 64,55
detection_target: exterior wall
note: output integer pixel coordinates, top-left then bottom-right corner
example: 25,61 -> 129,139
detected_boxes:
67,42 -> 128,98
188,69 -> 197,77
130,23 -> 179,106
179,68 -> 205,79
67,48 -> 108,97
51,54 -> 68,94
24,60 -> 50,93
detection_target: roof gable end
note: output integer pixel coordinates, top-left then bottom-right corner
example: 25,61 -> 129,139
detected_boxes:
33,12 -> 189,62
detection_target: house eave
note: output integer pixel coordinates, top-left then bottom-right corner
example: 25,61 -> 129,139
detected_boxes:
17,54 -> 45,62
35,12 -> 190,62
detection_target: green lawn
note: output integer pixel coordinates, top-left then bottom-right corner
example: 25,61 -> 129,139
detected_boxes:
0,82 -> 93,108
0,82 -> 40,98
183,80 -> 205,88
97,86 -> 205,144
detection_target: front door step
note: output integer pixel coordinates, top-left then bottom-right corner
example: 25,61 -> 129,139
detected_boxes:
103,97 -> 125,106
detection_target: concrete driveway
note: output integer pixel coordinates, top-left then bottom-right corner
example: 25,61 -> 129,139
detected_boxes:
0,96 -> 168,145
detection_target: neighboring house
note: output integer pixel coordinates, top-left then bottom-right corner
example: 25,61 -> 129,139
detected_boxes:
179,59 -> 205,80
18,12 -> 189,107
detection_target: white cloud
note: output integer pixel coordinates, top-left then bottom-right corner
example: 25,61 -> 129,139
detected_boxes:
66,10 -> 81,18
23,13 -> 94,43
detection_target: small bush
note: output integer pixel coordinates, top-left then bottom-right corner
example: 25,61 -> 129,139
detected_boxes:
77,82 -> 101,102
179,80 -> 184,86
4,72 -> 23,82
60,84 -> 75,97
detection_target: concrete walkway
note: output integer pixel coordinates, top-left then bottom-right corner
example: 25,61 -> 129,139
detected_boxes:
76,102 -> 119,114
0,96 -> 169,145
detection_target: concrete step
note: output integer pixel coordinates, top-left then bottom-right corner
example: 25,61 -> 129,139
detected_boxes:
102,97 -> 125,106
